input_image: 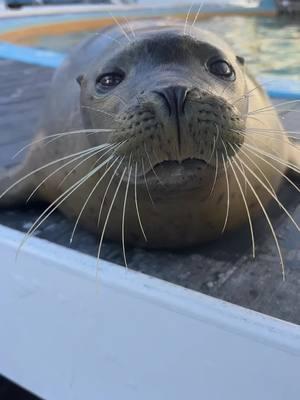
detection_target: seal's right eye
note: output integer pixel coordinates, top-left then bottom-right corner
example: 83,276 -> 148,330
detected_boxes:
96,72 -> 124,92
207,59 -> 235,81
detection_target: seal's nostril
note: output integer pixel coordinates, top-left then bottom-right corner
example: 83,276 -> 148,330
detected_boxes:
154,90 -> 172,116
154,86 -> 190,117
153,86 -> 190,153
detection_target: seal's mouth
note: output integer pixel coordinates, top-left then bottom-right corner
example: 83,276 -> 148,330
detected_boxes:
152,158 -> 207,172
143,158 -> 212,194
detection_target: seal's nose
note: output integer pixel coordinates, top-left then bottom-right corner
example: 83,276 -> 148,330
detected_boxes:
154,86 -> 189,117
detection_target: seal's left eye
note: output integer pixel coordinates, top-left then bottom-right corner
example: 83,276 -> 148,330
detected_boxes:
96,72 -> 124,92
208,60 -> 235,80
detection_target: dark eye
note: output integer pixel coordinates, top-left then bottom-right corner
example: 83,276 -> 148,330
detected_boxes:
208,60 -> 235,80
96,72 -> 124,92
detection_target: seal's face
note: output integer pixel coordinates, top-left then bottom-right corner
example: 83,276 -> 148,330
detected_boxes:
79,23 -> 248,197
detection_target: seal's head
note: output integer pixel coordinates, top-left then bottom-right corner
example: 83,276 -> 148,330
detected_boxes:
76,21 -> 251,247
78,21 -> 247,194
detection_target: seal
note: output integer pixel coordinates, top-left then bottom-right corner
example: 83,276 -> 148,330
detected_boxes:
0,19 -> 299,260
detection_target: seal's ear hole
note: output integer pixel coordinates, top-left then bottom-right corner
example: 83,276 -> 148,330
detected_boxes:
76,74 -> 85,87
236,56 -> 245,66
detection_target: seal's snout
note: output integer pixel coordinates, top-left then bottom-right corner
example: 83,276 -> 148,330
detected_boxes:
153,86 -> 190,116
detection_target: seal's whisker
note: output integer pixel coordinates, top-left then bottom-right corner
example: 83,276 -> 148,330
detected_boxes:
231,153 -> 286,280
135,162 -> 147,242
87,141 -> 126,174
109,12 -> 132,43
97,157 -> 125,227
121,15 -> 136,39
110,93 -> 127,107
237,145 -> 277,197
221,151 -> 230,234
209,150 -> 219,197
27,143 -> 114,202
245,127 -> 300,135
247,99 -> 300,116
144,144 -> 164,186
231,129 -> 300,168
246,115 -> 267,127
232,146 -> 300,232
141,157 -> 155,207
243,146 -> 300,194
183,3 -> 194,35
208,135 -> 216,163
190,0 -> 205,32
122,157 -> 132,268
226,150 -> 256,258
243,143 -> 300,175
97,166 -> 127,265
233,79 -> 279,107
236,131 -> 299,168
81,106 -> 117,120
237,154 -> 247,195
12,129 -> 114,159
243,130 -> 300,154
18,156 -> 115,252
70,156 -> 121,244
221,80 -> 236,98
97,32 -> 122,47
208,124 -> 219,163
250,109 -> 300,116
233,84 -> 261,105
0,143 -> 109,201
242,130 -> 300,143
58,143 -> 116,189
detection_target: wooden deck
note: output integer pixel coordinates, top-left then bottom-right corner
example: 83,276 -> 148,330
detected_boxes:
0,58 -> 299,325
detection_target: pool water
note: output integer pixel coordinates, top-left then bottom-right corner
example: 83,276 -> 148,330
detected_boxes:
31,15 -> 300,80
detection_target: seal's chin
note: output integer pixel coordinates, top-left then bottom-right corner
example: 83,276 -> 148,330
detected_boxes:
144,158 -> 212,193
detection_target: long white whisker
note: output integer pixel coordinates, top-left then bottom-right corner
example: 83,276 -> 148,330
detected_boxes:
97,157 -> 125,227
134,162 -> 147,242
244,146 -> 300,194
226,152 -> 255,258
12,129 -> 113,159
122,15 -> 136,39
208,136 -> 216,163
232,146 -> 300,232
236,145 -> 277,196
27,144 -> 115,202
221,152 -> 230,234
60,141 -> 125,189
70,156 -> 120,244
209,150 -> 218,197
109,13 -> 132,43
244,143 -> 300,175
122,159 -> 132,267
231,154 -> 286,280
97,166 -> 127,262
81,106 -> 117,119
144,144 -> 164,186
191,1 -> 204,31
141,157 -> 155,206
0,143 -> 109,201
184,3 -> 194,35
247,99 -> 300,115
19,156 -> 114,250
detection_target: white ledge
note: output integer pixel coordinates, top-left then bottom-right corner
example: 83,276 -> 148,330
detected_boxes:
0,224 -> 300,400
